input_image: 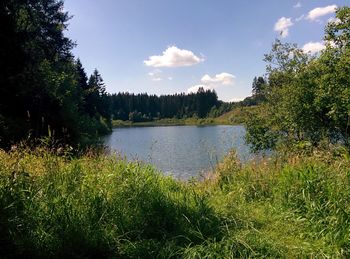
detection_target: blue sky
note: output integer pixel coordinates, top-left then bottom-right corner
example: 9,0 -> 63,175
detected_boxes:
64,0 -> 348,101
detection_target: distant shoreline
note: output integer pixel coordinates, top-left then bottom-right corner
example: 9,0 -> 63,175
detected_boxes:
112,106 -> 255,128
112,118 -> 233,128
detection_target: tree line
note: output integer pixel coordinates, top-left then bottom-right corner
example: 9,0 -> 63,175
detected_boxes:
110,88 -> 220,122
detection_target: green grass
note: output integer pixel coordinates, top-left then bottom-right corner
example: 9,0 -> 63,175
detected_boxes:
216,105 -> 259,125
1,146 -> 350,257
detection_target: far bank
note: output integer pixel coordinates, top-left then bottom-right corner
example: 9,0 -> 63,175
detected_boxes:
112,106 -> 257,128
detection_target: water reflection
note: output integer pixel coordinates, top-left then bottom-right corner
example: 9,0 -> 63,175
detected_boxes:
104,125 -> 253,179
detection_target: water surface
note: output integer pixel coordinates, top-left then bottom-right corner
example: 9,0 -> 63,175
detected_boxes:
104,125 -> 252,179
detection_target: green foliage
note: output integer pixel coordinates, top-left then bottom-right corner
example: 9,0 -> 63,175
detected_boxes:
250,76 -> 267,104
0,0 -> 111,149
0,147 -> 228,257
245,105 -> 279,151
214,149 -> 350,257
110,88 -> 220,121
252,76 -> 266,96
325,6 -> 350,48
246,7 -> 350,151
207,102 -> 233,118
278,163 -> 350,248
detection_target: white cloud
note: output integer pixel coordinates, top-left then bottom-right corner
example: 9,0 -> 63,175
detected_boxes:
306,5 -> 337,21
151,77 -> 162,81
274,17 -> 294,38
302,41 -> 326,54
293,2 -> 301,8
148,69 -> 163,81
144,46 -> 204,68
168,77 -> 173,81
201,73 -> 235,85
187,72 -> 236,94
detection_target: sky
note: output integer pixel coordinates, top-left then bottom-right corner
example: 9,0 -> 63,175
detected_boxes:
63,0 -> 348,102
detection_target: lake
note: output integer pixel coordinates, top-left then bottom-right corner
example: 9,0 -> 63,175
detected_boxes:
103,125 -> 253,179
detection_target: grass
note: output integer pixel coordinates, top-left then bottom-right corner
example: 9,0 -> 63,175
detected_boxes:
216,105 -> 259,125
1,145 -> 350,257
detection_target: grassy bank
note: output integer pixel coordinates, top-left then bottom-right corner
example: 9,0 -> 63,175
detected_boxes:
1,146 -> 350,257
112,106 -> 255,127
216,105 -> 259,125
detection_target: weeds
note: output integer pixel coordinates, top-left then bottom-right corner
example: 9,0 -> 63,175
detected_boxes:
0,146 -> 349,257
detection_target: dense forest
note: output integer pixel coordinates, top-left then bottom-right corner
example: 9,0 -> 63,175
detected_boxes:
110,89 -> 221,122
0,0 -> 114,148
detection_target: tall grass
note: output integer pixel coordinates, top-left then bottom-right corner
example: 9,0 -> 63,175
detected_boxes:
208,148 -> 350,257
0,147 -> 229,258
0,146 -> 350,257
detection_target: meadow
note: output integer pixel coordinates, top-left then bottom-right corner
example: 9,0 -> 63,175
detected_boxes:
1,144 -> 349,258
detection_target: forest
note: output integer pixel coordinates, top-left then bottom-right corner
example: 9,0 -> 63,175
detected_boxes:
110,89 -> 221,122
0,0 -> 113,148
1,0 -> 350,257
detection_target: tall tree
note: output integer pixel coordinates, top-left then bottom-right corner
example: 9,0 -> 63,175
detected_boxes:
0,0 -> 75,146
0,0 -> 112,148
252,76 -> 266,97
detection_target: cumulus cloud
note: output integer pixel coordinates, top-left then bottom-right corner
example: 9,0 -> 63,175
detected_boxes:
306,5 -> 337,21
144,46 -> 204,68
187,72 -> 235,94
201,73 -> 235,85
274,17 -> 294,38
302,41 -> 326,54
293,2 -> 301,8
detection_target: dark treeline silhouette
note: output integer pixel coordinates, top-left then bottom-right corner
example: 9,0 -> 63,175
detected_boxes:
0,0 -> 111,148
110,88 -> 220,122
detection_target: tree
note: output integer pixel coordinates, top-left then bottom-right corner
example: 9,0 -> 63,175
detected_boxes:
0,0 -> 112,148
0,0 -> 75,147
325,6 -> 350,49
245,7 -> 350,151
76,59 -> 89,91
108,89 -> 219,121
252,76 -> 266,97
85,69 -> 112,131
